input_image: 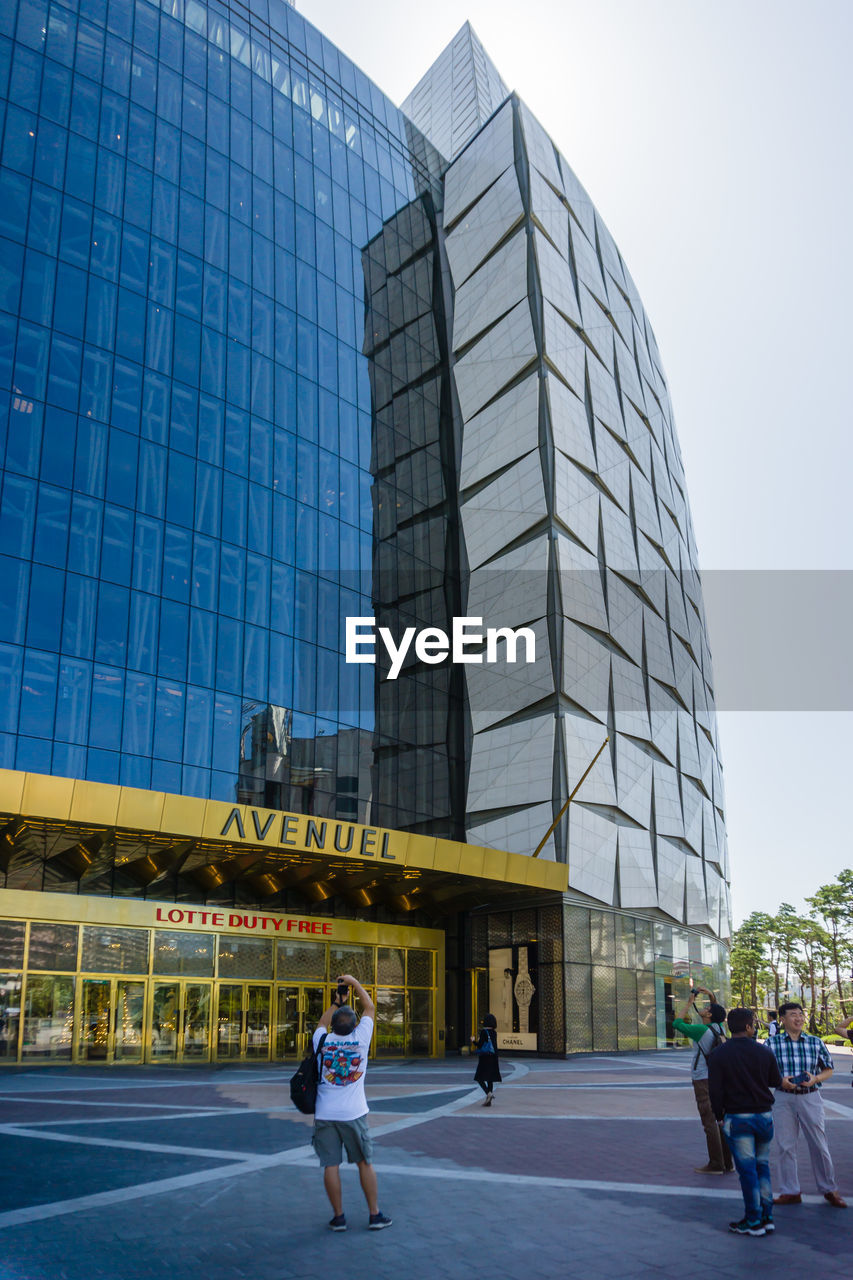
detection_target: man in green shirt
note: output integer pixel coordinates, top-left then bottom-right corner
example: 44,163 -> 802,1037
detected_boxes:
672,984 -> 733,1174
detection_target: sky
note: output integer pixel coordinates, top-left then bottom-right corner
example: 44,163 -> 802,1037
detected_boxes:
297,0 -> 853,927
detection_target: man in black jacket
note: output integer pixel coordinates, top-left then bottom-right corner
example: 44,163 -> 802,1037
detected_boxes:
707,1006 -> 787,1237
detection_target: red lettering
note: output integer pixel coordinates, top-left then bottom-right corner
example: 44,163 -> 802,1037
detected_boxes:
156,908 -> 165,921
199,912 -> 209,925
271,917 -> 284,931
229,913 -> 242,927
212,913 -> 224,926
168,909 -> 183,923
185,910 -> 196,924
243,915 -> 257,929
298,920 -> 311,933
322,923 -> 332,935
287,919 -> 296,931
311,922 -> 321,934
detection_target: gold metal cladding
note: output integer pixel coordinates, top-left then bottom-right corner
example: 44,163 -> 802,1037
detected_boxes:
0,769 -> 568,905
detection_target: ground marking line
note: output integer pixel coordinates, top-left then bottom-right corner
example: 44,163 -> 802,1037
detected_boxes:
432,1113 -> 698,1121
0,1124 -> 262,1161
365,1163 -> 836,1204
822,1099 -> 853,1118
571,1056 -> 691,1073
1,1087 -> 471,1129
0,1081 -> 465,1111
504,1082 -> 691,1090
0,1108 -> 297,1128
0,1073 -> 288,1093
0,1095 -> 256,1112
0,1144 -> 317,1232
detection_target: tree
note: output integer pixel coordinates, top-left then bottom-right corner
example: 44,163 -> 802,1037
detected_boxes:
730,912 -> 773,1009
806,870 -> 853,1020
791,918 -> 833,1033
769,903 -> 801,1004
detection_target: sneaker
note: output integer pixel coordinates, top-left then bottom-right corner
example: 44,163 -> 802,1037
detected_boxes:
368,1212 -> 393,1230
728,1218 -> 766,1237
760,1214 -> 775,1234
328,1215 -> 347,1231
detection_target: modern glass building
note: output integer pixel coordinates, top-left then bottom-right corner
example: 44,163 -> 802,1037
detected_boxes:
0,1 -> 729,1065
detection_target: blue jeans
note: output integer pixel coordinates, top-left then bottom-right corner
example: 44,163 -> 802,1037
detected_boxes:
722,1112 -> 774,1223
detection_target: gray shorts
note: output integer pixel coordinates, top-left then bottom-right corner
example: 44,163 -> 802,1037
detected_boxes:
312,1115 -> 373,1167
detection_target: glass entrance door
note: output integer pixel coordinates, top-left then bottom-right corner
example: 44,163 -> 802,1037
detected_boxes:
215,984 -> 271,1061
151,982 -> 212,1063
275,985 -> 325,1059
78,978 -> 145,1064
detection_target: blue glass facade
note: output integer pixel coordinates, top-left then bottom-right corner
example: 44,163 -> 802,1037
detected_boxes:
0,0 -> 442,818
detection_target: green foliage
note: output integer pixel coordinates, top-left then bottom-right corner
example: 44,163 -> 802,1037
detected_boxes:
736,869 -> 853,1027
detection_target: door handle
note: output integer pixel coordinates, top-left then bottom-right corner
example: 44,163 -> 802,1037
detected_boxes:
243,1010 -> 248,1035
114,1006 -> 119,1033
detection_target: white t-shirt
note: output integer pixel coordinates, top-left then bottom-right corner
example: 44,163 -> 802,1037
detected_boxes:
312,1015 -> 374,1121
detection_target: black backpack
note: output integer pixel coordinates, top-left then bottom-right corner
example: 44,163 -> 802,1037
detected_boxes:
290,1032 -> 327,1114
693,1024 -> 725,1071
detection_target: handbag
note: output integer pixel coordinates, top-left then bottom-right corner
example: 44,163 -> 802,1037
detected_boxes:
477,1029 -> 495,1055
289,1032 -> 327,1114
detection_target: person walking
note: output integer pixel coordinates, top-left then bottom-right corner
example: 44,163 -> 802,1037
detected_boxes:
672,984 -> 733,1174
311,973 -> 392,1231
472,1013 -> 501,1106
707,1006 -> 784,1237
767,1001 -> 847,1208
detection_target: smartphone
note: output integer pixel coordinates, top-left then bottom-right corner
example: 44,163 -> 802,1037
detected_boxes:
790,1072 -> 810,1085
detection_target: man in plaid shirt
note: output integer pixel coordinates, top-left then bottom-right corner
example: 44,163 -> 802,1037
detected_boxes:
767,1001 -> 847,1208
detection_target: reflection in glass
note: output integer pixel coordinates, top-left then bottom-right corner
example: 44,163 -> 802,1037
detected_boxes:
22,974 -> 74,1060
183,985 -> 211,1060
275,940 -> 325,981
276,986 -> 298,1058
329,944 -> 373,985
217,937 -> 273,980
246,985 -> 270,1060
153,930 -> 214,977
377,947 -> 404,985
28,923 -> 78,971
79,978 -> 111,1061
406,949 -> 433,988
375,988 -> 405,1057
152,982 -> 179,1060
0,974 -> 22,1059
217,983 -> 242,1059
114,980 -> 145,1061
82,926 -> 149,974
0,922 -> 25,969
407,989 -> 432,1055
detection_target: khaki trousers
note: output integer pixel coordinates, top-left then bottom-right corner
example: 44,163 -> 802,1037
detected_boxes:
692,1078 -> 733,1170
773,1089 -> 837,1195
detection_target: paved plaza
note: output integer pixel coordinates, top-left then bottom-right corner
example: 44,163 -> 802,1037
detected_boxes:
0,1049 -> 851,1280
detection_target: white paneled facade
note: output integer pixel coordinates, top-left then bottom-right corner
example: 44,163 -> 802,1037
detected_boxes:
408,33 -> 730,951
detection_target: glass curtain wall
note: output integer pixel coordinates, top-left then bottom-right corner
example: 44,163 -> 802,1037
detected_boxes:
0,0 -> 446,840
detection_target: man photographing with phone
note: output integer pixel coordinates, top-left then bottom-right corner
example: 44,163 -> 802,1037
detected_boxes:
311,973 -> 392,1232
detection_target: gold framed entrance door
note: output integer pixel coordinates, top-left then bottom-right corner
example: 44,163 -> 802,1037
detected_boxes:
78,977 -> 145,1064
150,982 -> 212,1063
275,985 -> 325,1059
215,983 -> 272,1061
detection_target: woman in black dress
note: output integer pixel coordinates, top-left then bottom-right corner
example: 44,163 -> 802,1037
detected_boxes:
473,1012 -> 502,1106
